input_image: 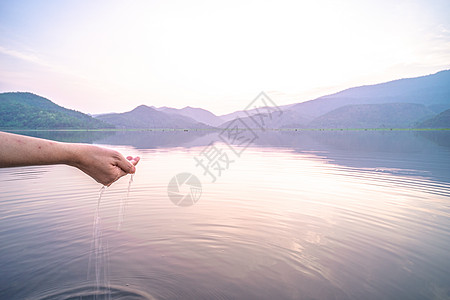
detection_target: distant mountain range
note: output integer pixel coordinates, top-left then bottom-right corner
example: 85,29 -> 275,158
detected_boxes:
220,70 -> 450,129
95,105 -> 211,129
153,106 -> 224,127
1,70 -> 449,130
308,103 -> 435,129
292,70 -> 450,116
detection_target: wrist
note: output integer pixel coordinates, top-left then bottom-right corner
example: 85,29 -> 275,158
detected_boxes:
61,142 -> 84,168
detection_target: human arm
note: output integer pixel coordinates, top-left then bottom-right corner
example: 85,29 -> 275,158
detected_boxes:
0,131 -> 139,186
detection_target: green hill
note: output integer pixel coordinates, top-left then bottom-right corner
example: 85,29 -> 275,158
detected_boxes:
418,109 -> 450,128
0,92 -> 113,129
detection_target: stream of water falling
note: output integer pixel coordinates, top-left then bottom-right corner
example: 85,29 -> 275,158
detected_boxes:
87,174 -> 134,299
87,186 -> 110,300
118,174 -> 134,230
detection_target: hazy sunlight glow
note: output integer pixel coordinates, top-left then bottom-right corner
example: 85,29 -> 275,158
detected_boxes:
0,0 -> 449,114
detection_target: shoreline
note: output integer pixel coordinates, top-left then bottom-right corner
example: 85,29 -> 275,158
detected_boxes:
2,128 -> 450,132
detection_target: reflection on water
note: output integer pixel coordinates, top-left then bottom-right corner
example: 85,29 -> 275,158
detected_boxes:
0,130 -> 449,299
9,130 -> 116,143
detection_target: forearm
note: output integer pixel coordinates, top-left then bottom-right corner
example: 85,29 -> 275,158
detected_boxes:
1,131 -> 139,186
0,131 -> 77,168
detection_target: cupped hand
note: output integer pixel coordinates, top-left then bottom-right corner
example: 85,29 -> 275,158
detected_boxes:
72,144 -> 140,186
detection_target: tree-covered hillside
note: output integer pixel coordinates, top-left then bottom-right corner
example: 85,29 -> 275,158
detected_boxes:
0,92 -> 113,129
307,103 -> 435,129
418,109 -> 450,128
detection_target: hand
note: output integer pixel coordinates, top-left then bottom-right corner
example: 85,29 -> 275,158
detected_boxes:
0,132 -> 140,186
72,144 -> 140,186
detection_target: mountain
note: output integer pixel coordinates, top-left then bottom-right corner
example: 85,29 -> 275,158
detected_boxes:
3,70 -> 449,130
219,108 -> 313,129
95,105 -> 211,129
216,70 -> 450,129
418,109 -> 450,128
157,106 -> 224,127
219,110 -> 251,123
308,103 -> 435,129
0,92 -> 113,129
285,70 -> 450,125
218,104 -> 293,123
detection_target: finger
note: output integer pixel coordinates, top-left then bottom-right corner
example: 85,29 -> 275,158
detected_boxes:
127,156 -> 140,167
130,156 -> 140,166
117,155 -> 136,174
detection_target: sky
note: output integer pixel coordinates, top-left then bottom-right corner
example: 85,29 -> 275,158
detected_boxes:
0,0 -> 449,115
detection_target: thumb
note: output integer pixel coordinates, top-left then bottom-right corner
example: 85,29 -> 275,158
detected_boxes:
117,156 -> 136,174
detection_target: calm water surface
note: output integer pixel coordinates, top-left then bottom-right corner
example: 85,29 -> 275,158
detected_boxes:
1,130 -> 450,299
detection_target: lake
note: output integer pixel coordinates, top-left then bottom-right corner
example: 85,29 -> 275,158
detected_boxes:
1,130 -> 450,299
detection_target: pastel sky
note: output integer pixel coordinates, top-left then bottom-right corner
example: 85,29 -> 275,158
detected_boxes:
1,0 -> 449,115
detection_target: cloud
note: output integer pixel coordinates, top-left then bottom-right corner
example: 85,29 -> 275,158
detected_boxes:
0,45 -> 50,67
0,44 -> 96,86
